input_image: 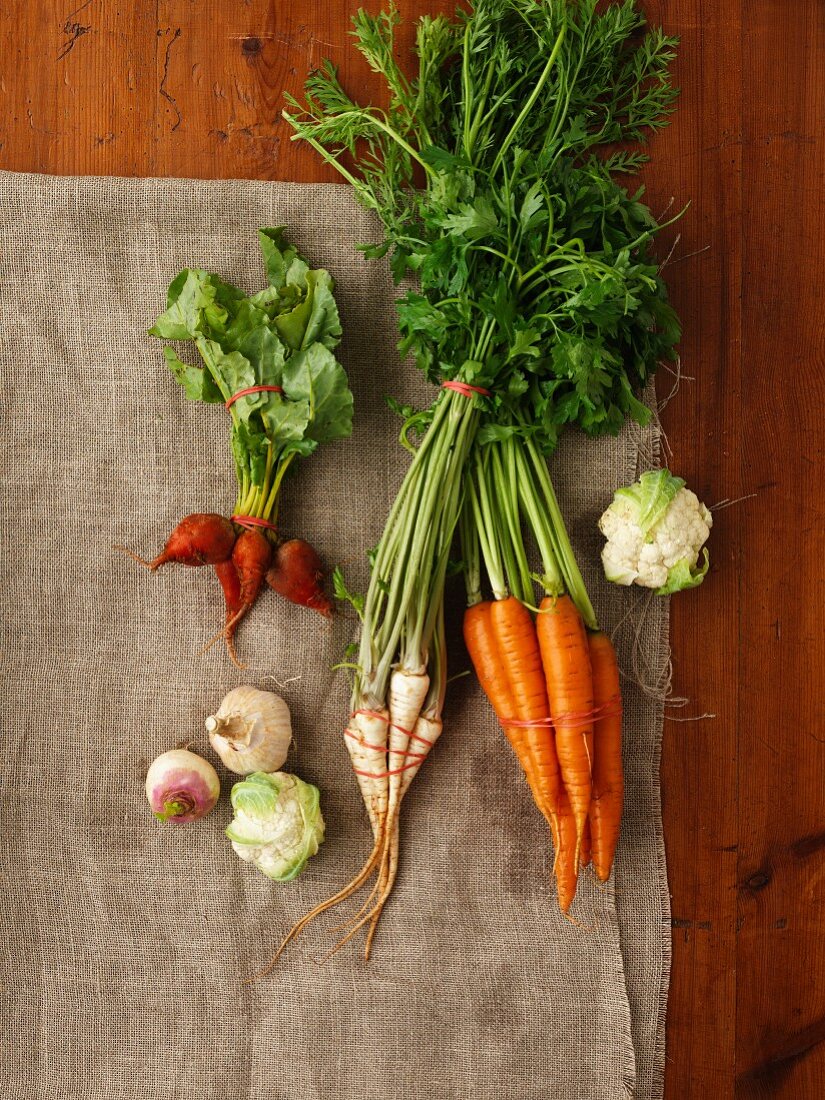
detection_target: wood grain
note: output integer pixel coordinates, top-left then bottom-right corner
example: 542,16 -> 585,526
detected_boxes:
1,2 -> 823,1096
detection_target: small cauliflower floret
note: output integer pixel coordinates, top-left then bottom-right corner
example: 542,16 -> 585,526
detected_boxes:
226,771 -> 324,882
599,470 -> 712,594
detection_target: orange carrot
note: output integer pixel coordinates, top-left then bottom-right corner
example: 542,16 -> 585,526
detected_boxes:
553,786 -> 579,913
579,817 -> 592,869
464,601 -> 545,810
536,594 -> 594,844
489,596 -> 561,825
588,631 -> 623,882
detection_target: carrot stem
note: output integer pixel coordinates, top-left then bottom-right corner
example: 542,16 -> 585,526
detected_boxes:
522,429 -> 597,631
489,441 -> 532,603
470,450 -> 506,600
512,442 -> 564,596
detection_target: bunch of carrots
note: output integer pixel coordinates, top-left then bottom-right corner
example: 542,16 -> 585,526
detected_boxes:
266,0 -> 679,960
461,437 -> 623,910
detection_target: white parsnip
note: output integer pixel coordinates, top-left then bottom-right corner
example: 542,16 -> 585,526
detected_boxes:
399,712 -> 443,800
387,667 -> 430,823
364,708 -> 443,959
344,706 -> 390,839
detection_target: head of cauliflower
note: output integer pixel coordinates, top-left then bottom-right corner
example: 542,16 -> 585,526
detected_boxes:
599,469 -> 712,594
226,771 -> 324,882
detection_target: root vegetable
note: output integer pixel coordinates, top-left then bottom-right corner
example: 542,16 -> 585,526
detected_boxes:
125,513 -> 236,571
587,632 -> 624,882
553,787 -> 579,914
490,597 -> 561,826
266,538 -> 331,616
536,594 -> 595,846
131,228 -> 353,663
274,0 -> 677,952
145,748 -> 220,824
464,599 -> 551,822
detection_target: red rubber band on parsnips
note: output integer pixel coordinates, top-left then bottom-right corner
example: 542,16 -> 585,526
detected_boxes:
499,697 -> 623,731
353,761 -> 423,778
345,729 -> 428,763
441,380 -> 491,399
231,515 -> 279,533
350,710 -> 437,750
352,709 -> 389,724
225,385 -> 284,409
347,710 -> 437,777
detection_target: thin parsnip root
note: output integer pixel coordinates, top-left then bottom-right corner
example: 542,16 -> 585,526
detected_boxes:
365,709 -> 443,958
325,702 -> 444,964
262,706 -> 392,966
262,831 -> 386,975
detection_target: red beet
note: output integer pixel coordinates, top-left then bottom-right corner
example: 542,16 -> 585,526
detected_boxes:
214,558 -> 243,623
124,513 -> 236,571
213,530 -> 272,665
266,538 -> 332,616
233,529 -> 273,608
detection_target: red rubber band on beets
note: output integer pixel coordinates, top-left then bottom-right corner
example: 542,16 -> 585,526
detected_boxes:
225,385 -> 284,409
441,380 -> 490,398
231,515 -> 279,532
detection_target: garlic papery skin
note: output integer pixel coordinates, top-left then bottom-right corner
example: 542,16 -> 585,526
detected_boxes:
145,748 -> 220,824
205,686 -> 292,776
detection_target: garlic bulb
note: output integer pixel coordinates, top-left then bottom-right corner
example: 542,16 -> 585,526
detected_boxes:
205,686 -> 292,775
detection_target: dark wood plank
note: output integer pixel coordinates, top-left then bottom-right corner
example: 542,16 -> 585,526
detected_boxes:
1,3 -> 823,1097
641,2 -> 743,1094
735,4 -> 825,1096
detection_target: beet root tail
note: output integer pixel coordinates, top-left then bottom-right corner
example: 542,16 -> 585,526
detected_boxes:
114,545 -> 162,571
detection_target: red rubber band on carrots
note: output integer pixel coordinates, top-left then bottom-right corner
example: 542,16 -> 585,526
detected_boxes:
231,515 -> 279,532
441,380 -> 490,398
499,697 -> 623,730
225,385 -> 284,409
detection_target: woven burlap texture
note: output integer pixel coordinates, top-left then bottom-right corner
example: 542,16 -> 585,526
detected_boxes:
0,171 -> 670,1100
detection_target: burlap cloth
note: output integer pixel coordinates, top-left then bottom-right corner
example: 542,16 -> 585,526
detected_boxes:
0,172 -> 670,1100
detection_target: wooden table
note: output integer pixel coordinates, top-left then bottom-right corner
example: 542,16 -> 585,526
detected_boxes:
3,3 -> 822,1095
